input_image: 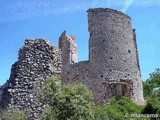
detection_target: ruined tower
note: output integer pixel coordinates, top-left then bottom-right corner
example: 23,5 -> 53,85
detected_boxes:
60,8 -> 145,105
0,8 -> 145,119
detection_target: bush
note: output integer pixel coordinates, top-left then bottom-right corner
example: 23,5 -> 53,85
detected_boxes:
0,109 -> 27,120
142,98 -> 160,119
37,75 -> 94,120
37,68 -> 160,120
93,96 -> 145,120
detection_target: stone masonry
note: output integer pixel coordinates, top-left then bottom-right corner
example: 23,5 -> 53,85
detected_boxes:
60,8 -> 145,105
0,8 -> 145,119
0,38 -> 61,118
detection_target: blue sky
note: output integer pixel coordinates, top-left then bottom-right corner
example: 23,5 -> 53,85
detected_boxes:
0,0 -> 160,85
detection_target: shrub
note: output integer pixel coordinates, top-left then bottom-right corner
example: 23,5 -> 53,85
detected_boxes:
37,75 -> 94,120
0,109 -> 27,120
93,96 -> 145,120
142,98 -> 160,119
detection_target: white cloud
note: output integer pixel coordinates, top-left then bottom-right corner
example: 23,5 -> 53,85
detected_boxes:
0,0 -> 90,22
91,0 -> 111,8
0,0 -> 160,22
135,0 -> 160,6
121,0 -> 160,12
90,0 -> 160,13
122,0 -> 135,12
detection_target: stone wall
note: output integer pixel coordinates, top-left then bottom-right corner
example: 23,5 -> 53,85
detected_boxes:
59,31 -> 78,84
0,7 -> 145,119
0,38 -> 61,119
60,8 -> 145,105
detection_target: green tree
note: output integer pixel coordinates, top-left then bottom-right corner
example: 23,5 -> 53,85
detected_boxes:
37,76 -> 94,120
149,68 -> 160,86
142,68 -> 160,119
143,68 -> 160,98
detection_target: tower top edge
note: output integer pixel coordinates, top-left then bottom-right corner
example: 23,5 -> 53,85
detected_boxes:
87,8 -> 131,20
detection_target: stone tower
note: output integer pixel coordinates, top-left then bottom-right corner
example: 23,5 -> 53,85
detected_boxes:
60,8 -> 145,105
0,8 -> 145,119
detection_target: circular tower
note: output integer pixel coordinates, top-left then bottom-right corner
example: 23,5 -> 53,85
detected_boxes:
87,8 -> 145,104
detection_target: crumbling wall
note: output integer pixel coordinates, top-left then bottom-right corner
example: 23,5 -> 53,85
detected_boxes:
60,8 -> 145,105
59,31 -> 78,84
0,38 -> 61,119
0,8 -> 145,119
